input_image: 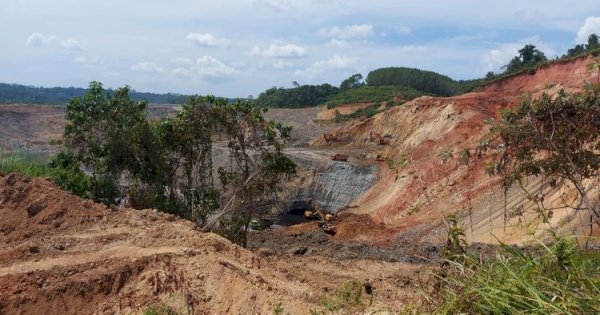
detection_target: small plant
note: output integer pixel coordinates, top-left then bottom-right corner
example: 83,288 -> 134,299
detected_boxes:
407,203 -> 421,216
322,280 -> 364,312
444,214 -> 467,260
438,150 -> 454,164
272,299 -> 285,315
143,304 -> 179,315
459,148 -> 470,166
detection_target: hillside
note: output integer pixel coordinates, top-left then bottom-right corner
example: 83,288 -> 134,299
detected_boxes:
1,53 -> 599,314
366,67 -> 462,96
311,54 -> 600,245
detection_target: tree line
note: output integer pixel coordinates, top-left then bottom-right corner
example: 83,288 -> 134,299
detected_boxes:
0,83 -> 190,105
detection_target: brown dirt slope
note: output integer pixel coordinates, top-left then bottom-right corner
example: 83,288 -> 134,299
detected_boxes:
313,55 -> 599,245
0,173 -> 419,314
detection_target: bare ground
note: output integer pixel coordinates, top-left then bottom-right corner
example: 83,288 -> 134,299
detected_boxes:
0,173 -> 423,314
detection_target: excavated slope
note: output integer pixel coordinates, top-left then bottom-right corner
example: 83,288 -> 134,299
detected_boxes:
0,173 -> 419,314
315,55 -> 600,245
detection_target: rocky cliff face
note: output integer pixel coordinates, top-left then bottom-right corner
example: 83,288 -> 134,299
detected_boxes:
310,162 -> 378,213
283,150 -> 379,214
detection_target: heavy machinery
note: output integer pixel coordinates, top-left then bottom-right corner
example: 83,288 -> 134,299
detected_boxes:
331,153 -> 349,161
369,131 -> 392,145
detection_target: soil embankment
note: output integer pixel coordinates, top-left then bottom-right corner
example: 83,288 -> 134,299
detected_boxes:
311,55 -> 600,245
0,173 -> 420,314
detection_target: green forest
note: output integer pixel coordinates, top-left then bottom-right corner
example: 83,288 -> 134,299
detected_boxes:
0,83 -> 191,105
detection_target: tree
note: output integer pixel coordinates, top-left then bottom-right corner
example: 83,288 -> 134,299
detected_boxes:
565,44 -> 586,58
503,44 -> 547,74
255,84 -> 339,108
340,73 -> 364,90
587,33 -> 600,51
64,81 -> 149,204
485,87 -> 600,229
63,84 -> 296,246
366,67 -> 461,96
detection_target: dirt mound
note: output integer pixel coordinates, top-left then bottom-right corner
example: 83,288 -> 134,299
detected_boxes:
0,173 -> 420,314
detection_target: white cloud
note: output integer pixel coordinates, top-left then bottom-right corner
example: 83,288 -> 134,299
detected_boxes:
60,38 -> 82,50
327,39 -> 349,48
318,24 -> 374,39
398,45 -> 426,52
295,55 -> 357,77
26,32 -> 81,50
396,26 -> 413,35
170,57 -> 194,65
130,62 -> 166,73
252,43 -> 307,58
186,33 -> 230,47
482,47 -> 518,72
576,17 -> 600,44
191,56 -> 236,82
168,56 -> 237,82
26,32 -> 47,47
171,67 -> 192,78
515,9 -> 544,24
272,60 -> 293,69
481,36 -> 555,72
73,56 -> 103,66
254,0 -> 293,11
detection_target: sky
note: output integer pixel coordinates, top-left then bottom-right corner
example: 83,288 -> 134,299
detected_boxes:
1,0 -> 600,97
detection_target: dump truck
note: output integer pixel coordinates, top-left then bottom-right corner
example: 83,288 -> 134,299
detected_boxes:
331,153 -> 349,162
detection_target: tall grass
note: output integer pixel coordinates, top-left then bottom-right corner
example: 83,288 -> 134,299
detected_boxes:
434,237 -> 600,314
0,152 -> 90,197
0,153 -> 54,177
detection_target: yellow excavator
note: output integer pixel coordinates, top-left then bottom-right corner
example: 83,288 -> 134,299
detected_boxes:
304,206 -> 336,235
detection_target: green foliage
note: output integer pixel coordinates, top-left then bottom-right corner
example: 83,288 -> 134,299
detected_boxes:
326,85 -> 422,108
459,148 -> 470,166
438,150 -> 454,164
61,82 -> 296,246
322,280 -> 364,312
503,44 -> 548,74
407,203 -> 421,216
256,84 -> 339,108
485,87 -> 600,222
443,214 -> 467,260
0,151 -> 91,197
566,34 -> 600,58
333,103 -> 383,122
47,151 -> 91,197
272,299 -> 285,315
436,237 -> 600,314
339,73 -> 364,90
64,81 -> 149,204
142,304 -> 179,315
366,67 -> 462,96
0,82 -> 189,105
0,154 -> 53,178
